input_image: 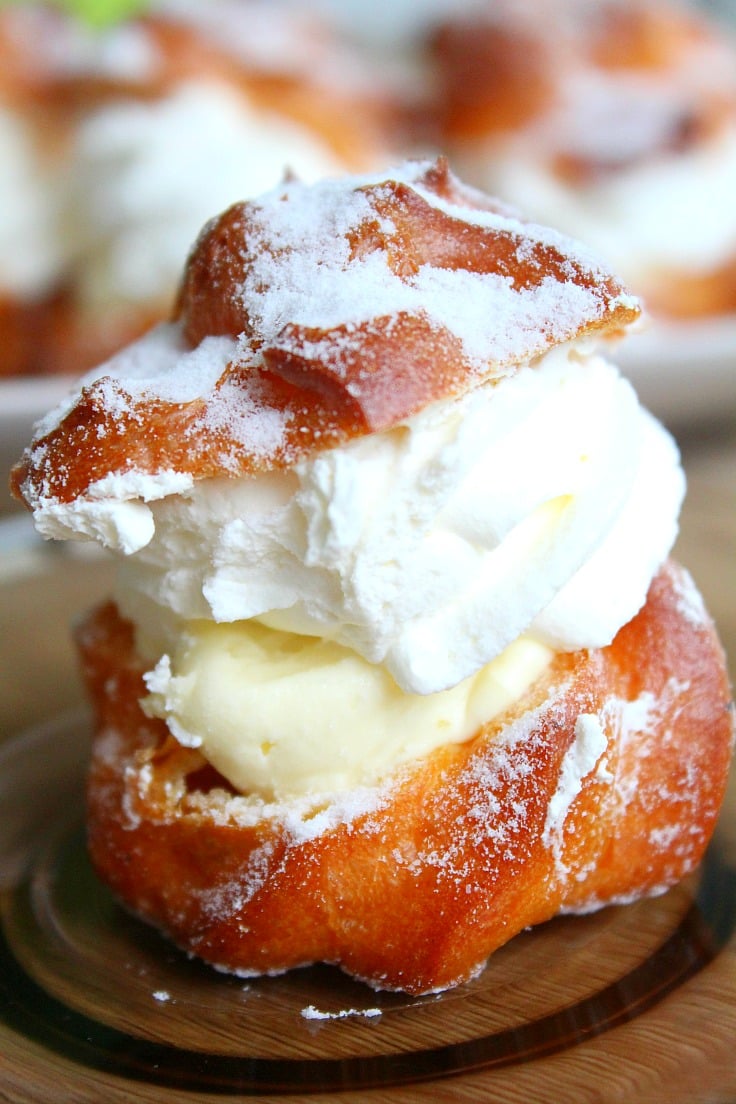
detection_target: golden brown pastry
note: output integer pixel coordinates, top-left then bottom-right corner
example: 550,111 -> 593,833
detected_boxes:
11,159 -> 733,993
426,0 -> 736,320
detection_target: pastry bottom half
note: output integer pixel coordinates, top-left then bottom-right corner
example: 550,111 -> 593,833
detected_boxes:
80,561 -> 734,994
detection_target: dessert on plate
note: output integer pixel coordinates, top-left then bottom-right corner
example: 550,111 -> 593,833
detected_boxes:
11,159 -> 733,994
426,0 -> 736,319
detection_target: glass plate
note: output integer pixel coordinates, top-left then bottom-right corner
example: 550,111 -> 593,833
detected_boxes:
1,713 -> 735,1103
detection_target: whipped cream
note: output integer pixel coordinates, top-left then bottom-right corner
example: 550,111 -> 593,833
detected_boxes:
66,80 -> 342,309
104,339 -> 684,696
142,621 -> 552,799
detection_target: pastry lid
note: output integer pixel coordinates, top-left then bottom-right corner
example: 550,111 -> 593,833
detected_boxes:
11,159 -> 639,510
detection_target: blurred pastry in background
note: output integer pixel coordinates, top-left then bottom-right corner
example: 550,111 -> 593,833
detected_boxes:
0,4 -> 79,378
426,0 -> 736,320
0,0 -> 395,379
46,0 -> 395,377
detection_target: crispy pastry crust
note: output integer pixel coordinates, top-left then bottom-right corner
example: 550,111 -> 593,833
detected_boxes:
81,561 -> 733,994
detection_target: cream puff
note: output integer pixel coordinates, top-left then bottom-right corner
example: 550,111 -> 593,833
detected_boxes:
11,159 -> 733,993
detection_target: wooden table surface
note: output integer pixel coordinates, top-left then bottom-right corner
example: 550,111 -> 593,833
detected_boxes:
0,417 -> 734,1104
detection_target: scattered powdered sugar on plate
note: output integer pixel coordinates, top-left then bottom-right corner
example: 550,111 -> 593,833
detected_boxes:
300,1005 -> 382,1021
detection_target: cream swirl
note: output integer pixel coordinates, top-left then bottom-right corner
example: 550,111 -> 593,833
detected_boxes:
116,338 -> 683,696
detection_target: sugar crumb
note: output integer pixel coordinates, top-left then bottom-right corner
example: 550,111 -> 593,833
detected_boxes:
300,1005 -> 382,1021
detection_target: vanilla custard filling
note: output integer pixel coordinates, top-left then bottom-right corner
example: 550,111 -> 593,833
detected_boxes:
142,623 -> 553,799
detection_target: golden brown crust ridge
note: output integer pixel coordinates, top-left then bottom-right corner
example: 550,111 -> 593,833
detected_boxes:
81,562 -> 733,994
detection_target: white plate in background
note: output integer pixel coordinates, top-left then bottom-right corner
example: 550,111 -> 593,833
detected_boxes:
1,376 -> 76,512
615,315 -> 736,428
2,376 -> 76,453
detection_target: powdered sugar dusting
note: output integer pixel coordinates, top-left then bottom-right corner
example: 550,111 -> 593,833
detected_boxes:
411,175 -> 629,282
195,837 -> 277,921
542,711 -> 608,877
604,676 -> 692,808
383,687 -> 569,895
667,562 -> 710,630
561,880 -> 673,916
178,778 -> 398,934
31,324 -> 232,439
189,372 -> 291,470
237,160 -> 632,373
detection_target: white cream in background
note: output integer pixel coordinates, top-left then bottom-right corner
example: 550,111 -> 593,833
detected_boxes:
65,81 -> 342,310
0,107 -> 67,297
